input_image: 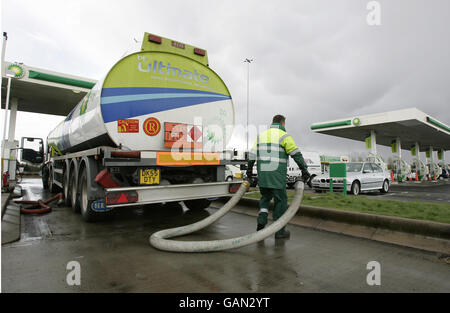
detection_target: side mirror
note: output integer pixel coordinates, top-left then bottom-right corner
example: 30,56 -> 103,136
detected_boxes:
240,164 -> 248,171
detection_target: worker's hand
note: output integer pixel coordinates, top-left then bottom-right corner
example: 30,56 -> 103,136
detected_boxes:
301,172 -> 312,188
245,171 -> 254,184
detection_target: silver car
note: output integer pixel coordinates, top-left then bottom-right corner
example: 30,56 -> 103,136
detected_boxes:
311,162 -> 391,195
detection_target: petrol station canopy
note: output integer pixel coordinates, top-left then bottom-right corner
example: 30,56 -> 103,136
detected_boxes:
1,61 -> 96,116
310,108 -> 450,151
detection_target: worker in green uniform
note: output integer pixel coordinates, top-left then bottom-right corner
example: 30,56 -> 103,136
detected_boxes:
246,115 -> 311,239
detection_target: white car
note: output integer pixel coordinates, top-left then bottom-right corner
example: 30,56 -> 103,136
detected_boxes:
287,151 -> 321,188
225,165 -> 243,181
311,162 -> 391,195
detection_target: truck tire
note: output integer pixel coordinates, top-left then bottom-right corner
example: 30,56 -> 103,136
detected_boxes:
63,170 -> 71,206
163,201 -> 182,210
70,170 -> 81,213
79,169 -> 106,222
48,166 -> 60,193
184,199 -> 212,211
42,165 -> 49,190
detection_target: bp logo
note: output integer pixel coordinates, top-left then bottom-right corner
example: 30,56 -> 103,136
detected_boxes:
352,117 -> 361,126
7,63 -> 25,79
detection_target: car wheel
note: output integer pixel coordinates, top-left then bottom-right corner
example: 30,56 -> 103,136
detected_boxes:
351,181 -> 360,196
380,179 -> 389,194
226,176 -> 233,182
42,165 -> 49,190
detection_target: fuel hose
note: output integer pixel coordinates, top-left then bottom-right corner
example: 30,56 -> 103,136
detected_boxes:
149,181 -> 304,252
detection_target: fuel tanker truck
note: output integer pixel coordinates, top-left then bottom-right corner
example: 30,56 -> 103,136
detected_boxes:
42,33 -> 244,222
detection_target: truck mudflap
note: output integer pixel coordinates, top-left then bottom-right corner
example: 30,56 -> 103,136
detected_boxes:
104,181 -> 242,208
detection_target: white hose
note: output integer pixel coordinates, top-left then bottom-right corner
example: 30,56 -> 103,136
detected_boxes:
149,181 -> 305,252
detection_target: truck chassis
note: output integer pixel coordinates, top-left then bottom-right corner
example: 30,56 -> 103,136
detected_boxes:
42,147 -> 244,221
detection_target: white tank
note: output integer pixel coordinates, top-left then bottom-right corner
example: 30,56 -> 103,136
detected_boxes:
47,50 -> 234,154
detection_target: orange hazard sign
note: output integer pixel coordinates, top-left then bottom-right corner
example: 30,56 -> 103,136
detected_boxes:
164,122 -> 203,149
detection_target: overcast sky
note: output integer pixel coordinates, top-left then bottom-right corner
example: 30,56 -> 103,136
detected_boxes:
1,0 -> 449,162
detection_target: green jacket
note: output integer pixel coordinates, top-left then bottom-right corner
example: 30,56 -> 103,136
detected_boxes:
248,123 -> 309,189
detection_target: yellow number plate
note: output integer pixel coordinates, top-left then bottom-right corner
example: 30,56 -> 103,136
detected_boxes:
139,169 -> 160,185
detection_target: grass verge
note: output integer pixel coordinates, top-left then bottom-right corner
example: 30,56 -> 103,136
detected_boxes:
244,190 -> 450,224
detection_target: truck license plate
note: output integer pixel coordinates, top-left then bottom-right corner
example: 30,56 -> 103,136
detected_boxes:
139,169 -> 160,185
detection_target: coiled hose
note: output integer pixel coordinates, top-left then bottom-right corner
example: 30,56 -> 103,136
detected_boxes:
149,181 -> 304,252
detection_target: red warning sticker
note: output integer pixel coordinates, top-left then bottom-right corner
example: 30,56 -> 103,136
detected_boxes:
118,119 -> 139,133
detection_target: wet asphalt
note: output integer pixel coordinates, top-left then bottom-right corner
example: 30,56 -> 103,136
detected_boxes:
365,181 -> 450,204
2,178 -> 450,292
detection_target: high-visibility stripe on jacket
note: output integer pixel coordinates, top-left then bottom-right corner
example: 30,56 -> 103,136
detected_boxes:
248,123 -> 302,189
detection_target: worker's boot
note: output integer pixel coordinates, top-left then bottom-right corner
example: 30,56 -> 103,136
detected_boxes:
257,211 -> 268,231
275,229 -> 290,239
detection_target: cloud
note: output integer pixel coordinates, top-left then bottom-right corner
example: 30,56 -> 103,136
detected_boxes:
1,0 -> 449,162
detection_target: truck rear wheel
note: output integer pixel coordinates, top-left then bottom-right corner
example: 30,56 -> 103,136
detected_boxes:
79,169 -> 111,222
70,170 -> 81,213
184,199 -> 212,211
79,169 -> 99,222
63,170 -> 71,206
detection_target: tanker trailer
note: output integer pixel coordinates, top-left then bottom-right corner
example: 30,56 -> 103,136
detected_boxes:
42,33 -> 244,222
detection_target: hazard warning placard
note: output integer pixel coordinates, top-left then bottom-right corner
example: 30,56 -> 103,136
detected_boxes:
164,122 -> 203,149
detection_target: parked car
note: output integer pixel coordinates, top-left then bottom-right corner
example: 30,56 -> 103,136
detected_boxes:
311,162 -> 391,195
225,165 -> 243,181
287,151 -> 321,188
